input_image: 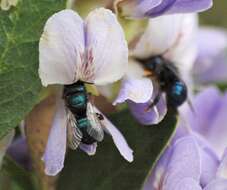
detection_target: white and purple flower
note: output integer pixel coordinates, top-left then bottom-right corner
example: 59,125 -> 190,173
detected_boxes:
115,0 -> 213,18
39,8 -> 133,176
143,87 -> 227,190
114,13 -> 198,125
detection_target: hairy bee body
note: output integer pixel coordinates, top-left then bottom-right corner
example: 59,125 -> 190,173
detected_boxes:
63,81 -> 96,145
139,55 -> 187,108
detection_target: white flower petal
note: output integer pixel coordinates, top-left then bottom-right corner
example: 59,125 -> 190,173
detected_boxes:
132,14 -> 183,58
113,77 -> 153,105
0,130 -> 15,168
94,107 -> 134,162
85,8 -> 128,85
39,10 -> 85,86
42,98 -> 67,176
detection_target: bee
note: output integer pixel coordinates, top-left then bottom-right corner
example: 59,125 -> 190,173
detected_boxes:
137,55 -> 187,110
63,81 -> 104,149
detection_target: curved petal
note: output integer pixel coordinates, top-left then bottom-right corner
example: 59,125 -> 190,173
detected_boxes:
42,98 -> 67,176
132,14 -> 185,58
113,77 -> 153,105
79,143 -> 97,156
146,0 -> 212,17
162,136 -> 201,190
115,0 -> 162,18
93,107 -> 133,162
127,93 -> 167,125
39,10 -> 85,86
85,8 -> 128,85
204,179 -> 227,190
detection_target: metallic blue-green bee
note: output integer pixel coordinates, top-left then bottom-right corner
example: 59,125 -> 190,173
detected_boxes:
63,81 -> 104,149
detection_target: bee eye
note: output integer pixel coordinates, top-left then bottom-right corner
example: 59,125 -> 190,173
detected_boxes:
169,81 -> 187,107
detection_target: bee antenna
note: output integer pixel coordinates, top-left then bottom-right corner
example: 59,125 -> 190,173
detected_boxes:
187,99 -> 197,116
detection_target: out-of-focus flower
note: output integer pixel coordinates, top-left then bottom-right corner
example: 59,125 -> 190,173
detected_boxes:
193,27 -> 227,85
114,13 -> 198,125
0,130 -> 15,168
39,8 -> 133,176
0,0 -> 18,10
115,0 -> 213,19
143,87 -> 227,190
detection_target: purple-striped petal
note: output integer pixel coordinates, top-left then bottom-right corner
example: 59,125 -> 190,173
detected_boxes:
115,0 -> 212,18
42,99 -> 67,176
172,178 -> 202,190
216,149 -> 227,179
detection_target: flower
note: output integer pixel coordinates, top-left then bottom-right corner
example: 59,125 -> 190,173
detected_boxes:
114,13 -> 198,125
193,27 -> 227,85
0,0 -> 18,10
39,8 -> 133,176
115,0 -> 213,18
143,87 -> 227,189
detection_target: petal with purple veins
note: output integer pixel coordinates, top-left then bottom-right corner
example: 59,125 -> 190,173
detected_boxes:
85,8 -> 128,85
42,98 -> 67,176
39,10 -> 85,86
204,179 -> 227,190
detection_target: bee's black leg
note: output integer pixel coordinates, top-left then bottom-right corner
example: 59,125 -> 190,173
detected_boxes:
96,113 -> 104,120
146,90 -> 162,111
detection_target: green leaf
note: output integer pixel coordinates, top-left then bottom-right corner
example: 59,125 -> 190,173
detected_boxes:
0,156 -> 34,190
0,0 -> 67,138
57,110 -> 177,190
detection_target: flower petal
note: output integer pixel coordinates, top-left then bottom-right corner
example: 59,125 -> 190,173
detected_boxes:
115,0 -> 162,18
79,143 -> 97,156
0,130 -> 15,168
216,148 -> 227,179
146,0 -> 212,17
113,77 -> 153,105
42,98 -> 67,176
85,8 -> 128,85
93,107 -> 133,162
172,178 -> 202,190
143,147 -> 173,190
194,27 -> 227,84
204,179 -> 227,190
162,136 -> 201,190
39,10 -> 85,86
127,93 -> 167,125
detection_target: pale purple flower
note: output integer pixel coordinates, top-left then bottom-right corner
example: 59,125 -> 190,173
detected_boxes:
39,8 -> 133,176
114,13 -> 198,125
143,87 -> 227,189
193,27 -> 227,85
115,0 -> 213,18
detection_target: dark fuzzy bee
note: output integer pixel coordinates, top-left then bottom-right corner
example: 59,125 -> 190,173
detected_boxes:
63,81 -> 104,149
137,55 -> 187,110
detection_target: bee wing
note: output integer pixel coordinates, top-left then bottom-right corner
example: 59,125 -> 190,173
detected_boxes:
66,108 -> 82,150
86,102 -> 104,142
92,106 -> 134,162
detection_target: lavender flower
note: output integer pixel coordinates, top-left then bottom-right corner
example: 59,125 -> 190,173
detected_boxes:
114,13 -> 197,125
115,0 -> 213,18
193,27 -> 227,85
143,87 -> 227,189
39,8 -> 133,176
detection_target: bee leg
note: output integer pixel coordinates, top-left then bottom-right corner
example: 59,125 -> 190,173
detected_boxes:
96,113 -> 104,120
145,90 -> 162,112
